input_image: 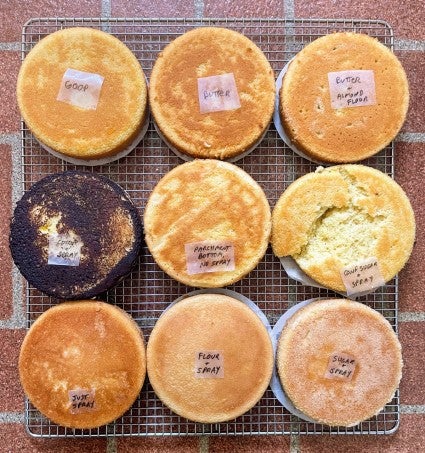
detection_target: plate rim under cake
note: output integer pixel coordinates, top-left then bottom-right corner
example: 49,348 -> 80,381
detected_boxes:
16,26 -> 149,163
149,26 -> 276,160
275,298 -> 403,427
146,291 -> 274,423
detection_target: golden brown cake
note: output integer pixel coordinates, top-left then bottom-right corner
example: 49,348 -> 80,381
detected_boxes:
19,301 -> 146,429
17,27 -> 148,161
149,27 -> 275,159
276,298 -> 403,426
9,171 -> 142,299
271,165 -> 415,293
144,159 -> 271,287
147,293 -> 274,423
279,32 -> 409,163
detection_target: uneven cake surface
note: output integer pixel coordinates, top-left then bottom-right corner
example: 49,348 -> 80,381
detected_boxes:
277,298 -> 403,427
279,32 -> 409,162
19,300 -> 146,429
17,27 -> 148,160
150,27 -> 275,159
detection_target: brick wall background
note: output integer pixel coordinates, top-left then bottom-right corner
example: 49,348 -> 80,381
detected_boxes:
0,1 -> 423,451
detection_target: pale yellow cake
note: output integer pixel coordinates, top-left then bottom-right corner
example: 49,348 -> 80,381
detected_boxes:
279,32 -> 409,163
17,27 -> 148,161
19,301 -> 146,429
277,298 -> 403,426
271,165 -> 415,292
144,159 -> 271,287
147,293 -> 274,423
150,27 -> 275,159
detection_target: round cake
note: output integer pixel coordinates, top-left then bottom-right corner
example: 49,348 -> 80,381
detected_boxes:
279,32 -> 409,163
144,159 -> 271,287
147,293 -> 274,423
276,298 -> 403,426
17,27 -> 148,162
149,27 -> 275,159
271,165 -> 415,293
10,171 -> 142,299
19,300 -> 146,429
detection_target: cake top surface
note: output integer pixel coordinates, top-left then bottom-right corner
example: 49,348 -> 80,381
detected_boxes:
149,26 -> 276,159
277,298 -> 402,426
17,27 -> 147,159
19,300 -> 146,429
279,32 -> 409,163
271,164 -> 415,292
144,159 -> 271,287
10,171 -> 142,299
147,293 -> 274,423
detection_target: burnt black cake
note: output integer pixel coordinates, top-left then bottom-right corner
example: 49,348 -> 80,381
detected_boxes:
10,171 -> 142,299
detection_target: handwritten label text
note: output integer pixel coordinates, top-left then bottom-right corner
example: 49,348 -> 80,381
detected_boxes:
340,257 -> 385,296
57,68 -> 104,110
328,70 -> 376,109
197,73 -> 241,114
324,352 -> 357,381
68,388 -> 97,414
195,350 -> 224,378
185,240 -> 235,275
48,233 -> 82,266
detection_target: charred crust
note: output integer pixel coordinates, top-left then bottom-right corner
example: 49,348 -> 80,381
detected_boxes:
10,171 -> 142,299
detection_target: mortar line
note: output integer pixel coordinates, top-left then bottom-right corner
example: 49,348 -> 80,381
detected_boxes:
0,412 -> 25,423
400,405 -> 425,414
101,0 -> 111,18
106,436 -> 117,453
194,0 -> 204,19
396,132 -> 425,143
399,312 -> 425,322
283,0 -> 295,20
199,434 -> 209,453
0,133 -> 25,330
290,432 -> 300,453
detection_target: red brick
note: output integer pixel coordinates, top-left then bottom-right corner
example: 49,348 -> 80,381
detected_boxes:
398,52 -> 425,133
0,1 -> 101,42
0,330 -> 25,412
0,144 -> 13,320
300,414 -> 425,452
111,0 -> 194,17
0,52 -> 20,133
0,423 -> 107,452
116,436 -> 199,452
204,0 -> 283,17
395,142 -> 425,312
294,1 -> 425,40
399,322 -> 425,405
209,434 -> 291,452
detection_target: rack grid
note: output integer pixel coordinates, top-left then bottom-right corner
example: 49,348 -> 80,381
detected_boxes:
21,17 -> 398,437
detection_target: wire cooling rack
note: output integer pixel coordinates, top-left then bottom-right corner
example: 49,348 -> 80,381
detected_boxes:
21,17 -> 399,437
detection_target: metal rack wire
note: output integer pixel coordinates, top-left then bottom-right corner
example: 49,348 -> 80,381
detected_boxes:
21,17 -> 398,437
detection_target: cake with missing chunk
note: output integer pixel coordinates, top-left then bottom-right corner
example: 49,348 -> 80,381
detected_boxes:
271,165 -> 415,292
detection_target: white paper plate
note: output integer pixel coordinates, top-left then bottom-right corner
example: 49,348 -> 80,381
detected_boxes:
273,60 -> 328,166
153,117 -> 270,163
36,109 -> 150,167
279,253 -> 385,300
270,297 -> 323,424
